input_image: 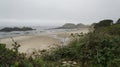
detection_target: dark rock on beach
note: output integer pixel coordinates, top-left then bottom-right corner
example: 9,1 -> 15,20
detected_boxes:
0,27 -> 35,32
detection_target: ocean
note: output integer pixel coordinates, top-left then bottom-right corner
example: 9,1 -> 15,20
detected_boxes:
0,26 -> 73,39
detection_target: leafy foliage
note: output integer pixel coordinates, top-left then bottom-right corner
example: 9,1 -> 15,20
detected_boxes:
0,42 -> 63,67
116,18 -> 120,24
94,19 -> 113,29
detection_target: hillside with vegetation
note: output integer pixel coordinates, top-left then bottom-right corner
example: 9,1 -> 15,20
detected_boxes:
0,19 -> 120,67
56,23 -> 89,29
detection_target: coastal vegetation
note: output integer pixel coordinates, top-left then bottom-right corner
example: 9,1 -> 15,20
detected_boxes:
0,19 -> 120,67
43,21 -> 120,67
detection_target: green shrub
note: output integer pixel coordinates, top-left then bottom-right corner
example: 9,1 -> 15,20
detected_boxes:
78,33 -> 120,67
0,43 -> 63,67
94,24 -> 120,35
94,19 -> 113,29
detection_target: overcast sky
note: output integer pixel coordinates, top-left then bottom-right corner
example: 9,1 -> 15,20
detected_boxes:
0,0 -> 120,26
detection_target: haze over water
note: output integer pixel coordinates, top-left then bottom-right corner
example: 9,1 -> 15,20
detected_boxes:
0,0 -> 120,26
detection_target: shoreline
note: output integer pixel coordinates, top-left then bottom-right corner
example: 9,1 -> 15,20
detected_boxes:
0,28 -> 89,54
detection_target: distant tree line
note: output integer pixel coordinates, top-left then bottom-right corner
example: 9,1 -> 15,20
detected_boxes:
92,18 -> 120,29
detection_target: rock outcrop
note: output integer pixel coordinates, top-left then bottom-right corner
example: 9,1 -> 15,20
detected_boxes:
56,23 -> 88,29
0,27 -> 35,32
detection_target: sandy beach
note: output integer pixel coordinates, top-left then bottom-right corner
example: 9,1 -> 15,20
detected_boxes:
0,28 -> 89,54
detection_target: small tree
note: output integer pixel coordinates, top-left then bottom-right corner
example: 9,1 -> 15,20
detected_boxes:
116,18 -> 120,24
94,19 -> 113,29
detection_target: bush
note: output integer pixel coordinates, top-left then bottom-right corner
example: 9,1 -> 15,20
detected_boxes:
78,33 -> 120,67
94,24 -> 120,35
0,43 -> 63,67
94,19 -> 113,29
